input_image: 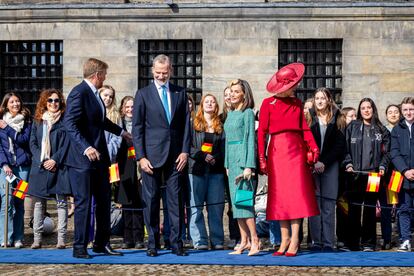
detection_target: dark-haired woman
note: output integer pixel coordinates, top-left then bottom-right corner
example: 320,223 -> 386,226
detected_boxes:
306,88 -> 345,251
0,93 -> 32,248
343,98 -> 390,251
28,89 -> 70,249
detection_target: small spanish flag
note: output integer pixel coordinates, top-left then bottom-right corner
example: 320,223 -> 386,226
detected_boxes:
109,163 -> 120,183
388,170 -> 403,193
13,179 -> 29,199
366,172 -> 381,192
127,146 -> 136,159
386,188 -> 399,205
201,142 -> 213,153
337,195 -> 348,216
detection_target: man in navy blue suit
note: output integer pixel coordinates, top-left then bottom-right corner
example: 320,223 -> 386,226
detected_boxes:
64,58 -> 130,259
132,54 -> 190,257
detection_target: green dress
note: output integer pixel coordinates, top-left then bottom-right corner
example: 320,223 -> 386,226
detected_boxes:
224,108 -> 256,218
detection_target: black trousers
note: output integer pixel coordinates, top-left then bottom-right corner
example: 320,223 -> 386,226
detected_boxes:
123,206 -> 144,243
69,164 -> 111,250
347,175 -> 378,250
141,157 -> 184,250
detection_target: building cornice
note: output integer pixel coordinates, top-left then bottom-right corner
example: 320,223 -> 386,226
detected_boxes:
0,2 -> 414,23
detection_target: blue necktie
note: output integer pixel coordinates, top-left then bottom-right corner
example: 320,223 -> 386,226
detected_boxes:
161,85 -> 171,124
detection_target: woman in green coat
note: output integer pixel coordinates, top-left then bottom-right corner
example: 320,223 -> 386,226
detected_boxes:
224,79 -> 259,256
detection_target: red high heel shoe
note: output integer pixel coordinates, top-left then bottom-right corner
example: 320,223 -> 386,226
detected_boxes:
272,241 -> 290,256
285,244 -> 299,257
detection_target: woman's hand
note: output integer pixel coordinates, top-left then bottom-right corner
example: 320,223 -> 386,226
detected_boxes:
346,166 -> 354,173
205,154 -> 216,165
314,161 -> 325,174
0,120 -> 8,129
258,155 -> 267,175
243,168 -> 252,180
2,164 -> 13,177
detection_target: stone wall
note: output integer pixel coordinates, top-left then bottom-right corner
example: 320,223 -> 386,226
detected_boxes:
0,2 -> 413,116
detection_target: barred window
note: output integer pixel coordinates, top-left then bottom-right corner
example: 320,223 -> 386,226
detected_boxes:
278,39 -> 343,105
138,40 -> 202,104
0,40 -> 63,111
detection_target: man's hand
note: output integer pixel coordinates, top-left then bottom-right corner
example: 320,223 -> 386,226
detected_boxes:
43,159 -> 57,171
2,164 -> 12,177
85,147 -> 101,161
122,131 -> 132,143
404,169 -> 414,181
176,153 -> 188,172
0,120 -> 7,129
139,158 -> 154,175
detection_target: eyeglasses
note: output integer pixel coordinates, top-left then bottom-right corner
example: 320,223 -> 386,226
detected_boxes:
47,98 -> 60,104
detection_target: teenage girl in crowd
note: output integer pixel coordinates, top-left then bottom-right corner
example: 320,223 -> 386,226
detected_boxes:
0,93 -> 32,248
343,98 -> 390,251
306,88 -> 345,252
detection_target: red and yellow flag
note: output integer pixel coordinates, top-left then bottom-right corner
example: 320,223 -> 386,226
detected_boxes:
337,195 -> 348,216
109,163 -> 120,183
388,170 -> 403,193
201,142 -> 213,154
13,180 -> 29,199
366,172 -> 381,192
386,188 -> 399,205
127,146 -> 136,159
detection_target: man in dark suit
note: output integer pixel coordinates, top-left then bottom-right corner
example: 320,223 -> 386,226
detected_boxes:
132,54 -> 190,257
64,58 -> 130,259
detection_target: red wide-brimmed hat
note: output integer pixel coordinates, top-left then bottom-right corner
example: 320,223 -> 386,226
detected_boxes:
266,63 -> 305,94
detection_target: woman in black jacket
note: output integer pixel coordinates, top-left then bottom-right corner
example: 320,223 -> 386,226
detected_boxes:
29,89 -> 70,249
188,94 -> 225,250
343,98 -> 390,251
115,96 -> 145,249
306,88 -> 345,252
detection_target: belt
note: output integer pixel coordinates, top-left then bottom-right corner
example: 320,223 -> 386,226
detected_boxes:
228,140 -> 242,145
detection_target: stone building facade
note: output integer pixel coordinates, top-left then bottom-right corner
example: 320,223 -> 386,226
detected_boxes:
0,0 -> 413,117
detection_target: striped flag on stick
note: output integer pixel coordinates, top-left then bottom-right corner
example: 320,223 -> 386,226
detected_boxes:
127,147 -> 136,159
388,170 -> 403,193
109,163 -> 120,183
366,172 -> 381,192
386,188 -> 399,205
13,179 -> 29,199
201,142 -> 213,153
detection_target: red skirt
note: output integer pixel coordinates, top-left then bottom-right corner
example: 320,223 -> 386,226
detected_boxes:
266,131 -> 319,220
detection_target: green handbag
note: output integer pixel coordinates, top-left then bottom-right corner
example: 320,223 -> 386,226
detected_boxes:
235,179 -> 254,207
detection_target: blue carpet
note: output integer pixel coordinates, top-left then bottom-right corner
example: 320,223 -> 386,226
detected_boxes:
0,249 -> 413,266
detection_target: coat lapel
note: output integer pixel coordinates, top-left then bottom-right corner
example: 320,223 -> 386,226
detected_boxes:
83,81 -> 104,121
150,83 -> 169,124
169,84 -> 179,121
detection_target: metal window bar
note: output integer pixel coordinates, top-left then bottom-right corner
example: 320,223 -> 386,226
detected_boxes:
278,39 -> 343,105
0,41 -> 63,112
138,40 -> 203,104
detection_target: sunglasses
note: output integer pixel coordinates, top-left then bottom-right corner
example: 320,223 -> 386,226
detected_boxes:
47,98 -> 60,104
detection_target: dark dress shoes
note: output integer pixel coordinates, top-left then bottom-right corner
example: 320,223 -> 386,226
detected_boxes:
146,248 -> 158,257
73,248 -> 92,259
172,246 -> 189,256
92,245 -> 123,256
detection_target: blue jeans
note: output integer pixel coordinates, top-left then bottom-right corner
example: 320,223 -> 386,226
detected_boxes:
398,188 -> 414,241
255,213 -> 281,245
188,173 -> 225,247
0,166 -> 30,244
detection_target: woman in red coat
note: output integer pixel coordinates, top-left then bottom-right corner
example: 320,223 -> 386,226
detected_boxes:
258,63 -> 320,257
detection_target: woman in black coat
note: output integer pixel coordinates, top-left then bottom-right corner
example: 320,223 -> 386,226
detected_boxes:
28,89 -> 70,249
115,96 -> 144,249
343,98 -> 390,252
306,88 -> 345,252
